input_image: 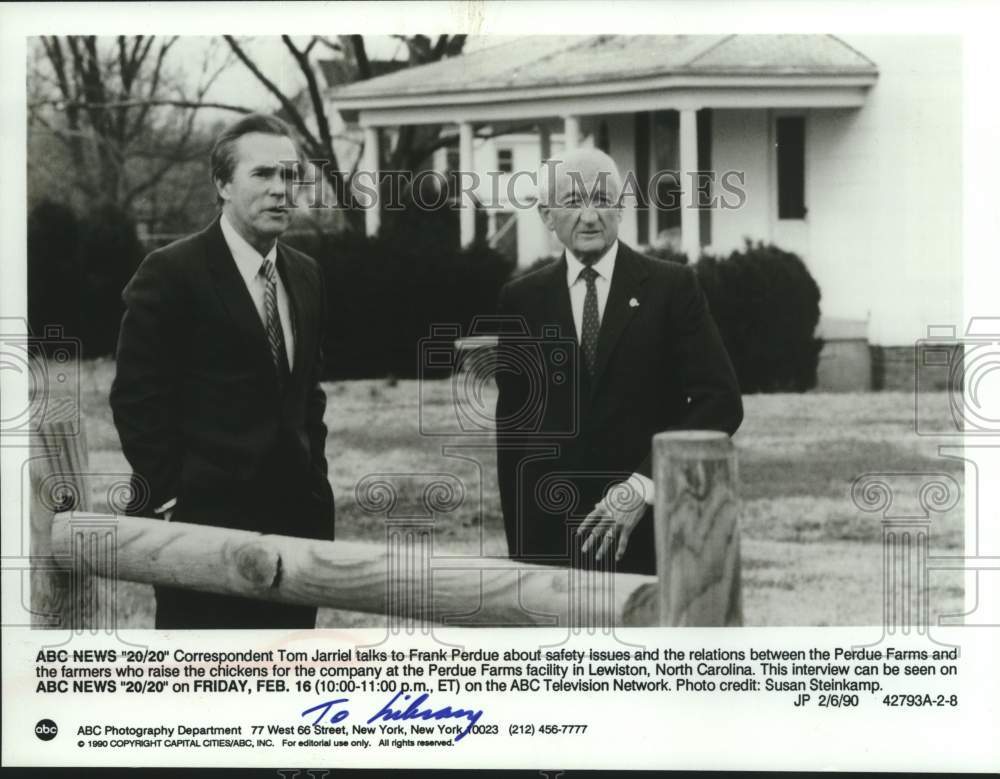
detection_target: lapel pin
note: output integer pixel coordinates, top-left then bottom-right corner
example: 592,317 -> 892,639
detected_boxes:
629,298 -> 640,308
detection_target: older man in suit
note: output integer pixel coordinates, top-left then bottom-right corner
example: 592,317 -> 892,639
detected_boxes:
110,114 -> 333,628
495,147 -> 742,575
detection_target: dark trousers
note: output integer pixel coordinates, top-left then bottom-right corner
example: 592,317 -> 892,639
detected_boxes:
505,461 -> 657,576
154,588 -> 316,630
152,444 -> 331,629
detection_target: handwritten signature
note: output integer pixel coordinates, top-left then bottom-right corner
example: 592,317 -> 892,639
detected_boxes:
301,692 -> 485,742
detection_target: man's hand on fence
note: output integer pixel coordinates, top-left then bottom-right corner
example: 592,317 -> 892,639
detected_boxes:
577,479 -> 649,562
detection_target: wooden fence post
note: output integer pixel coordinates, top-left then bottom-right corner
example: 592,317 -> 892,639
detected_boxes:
653,430 -> 742,626
29,419 -> 96,630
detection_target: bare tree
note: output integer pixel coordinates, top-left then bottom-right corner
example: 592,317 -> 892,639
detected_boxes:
28,34 -> 470,231
383,34 -> 467,171
28,35 -> 234,218
223,34 -> 467,182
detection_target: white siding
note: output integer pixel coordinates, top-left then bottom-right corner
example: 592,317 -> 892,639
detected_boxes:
819,35 -> 962,346
710,109 -> 773,254
707,36 -> 961,346
435,37 -> 961,344
604,112 -> 640,250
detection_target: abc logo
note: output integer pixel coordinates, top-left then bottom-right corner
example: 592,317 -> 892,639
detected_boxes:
34,719 -> 58,741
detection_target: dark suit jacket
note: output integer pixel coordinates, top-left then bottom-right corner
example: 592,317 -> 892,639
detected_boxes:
495,242 -> 742,575
110,217 -> 334,541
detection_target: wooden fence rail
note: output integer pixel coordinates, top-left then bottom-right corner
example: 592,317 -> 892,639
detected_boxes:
31,423 -> 741,629
50,513 -> 661,628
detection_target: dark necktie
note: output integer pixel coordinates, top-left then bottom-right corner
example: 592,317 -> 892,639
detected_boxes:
579,265 -> 600,375
260,257 -> 290,383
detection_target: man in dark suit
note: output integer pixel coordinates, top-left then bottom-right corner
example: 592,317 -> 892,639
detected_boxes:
110,114 -> 334,628
495,148 -> 742,575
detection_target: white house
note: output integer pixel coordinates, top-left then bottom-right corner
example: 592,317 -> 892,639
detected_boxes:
330,35 -> 962,390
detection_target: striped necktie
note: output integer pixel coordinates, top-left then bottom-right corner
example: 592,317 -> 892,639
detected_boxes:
579,264 -> 600,375
260,257 -> 290,383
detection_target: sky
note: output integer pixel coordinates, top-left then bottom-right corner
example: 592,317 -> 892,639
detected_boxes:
168,36 -> 395,125
167,35 -> 505,127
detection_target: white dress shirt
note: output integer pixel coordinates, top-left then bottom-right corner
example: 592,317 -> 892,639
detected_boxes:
220,212 -> 295,370
563,240 -> 654,506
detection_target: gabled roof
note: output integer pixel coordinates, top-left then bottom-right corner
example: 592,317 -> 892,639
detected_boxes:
317,58 -> 411,89
331,35 -> 877,101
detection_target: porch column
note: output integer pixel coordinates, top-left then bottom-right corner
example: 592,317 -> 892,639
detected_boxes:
362,126 -> 380,237
563,115 -> 581,151
679,108 -> 701,260
459,120 -> 475,247
538,122 -> 553,256
539,123 -> 551,161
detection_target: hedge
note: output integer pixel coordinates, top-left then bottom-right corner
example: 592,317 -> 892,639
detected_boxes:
28,200 -> 143,358
695,241 -> 822,393
27,198 -> 820,391
284,209 -> 513,380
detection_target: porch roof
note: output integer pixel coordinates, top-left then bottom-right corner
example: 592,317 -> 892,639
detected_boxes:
332,35 -> 878,124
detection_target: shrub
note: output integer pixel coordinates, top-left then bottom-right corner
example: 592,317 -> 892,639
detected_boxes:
30,193 -> 820,392
643,243 -> 689,266
28,200 -> 143,358
285,214 -> 514,380
78,205 -> 145,358
690,241 -> 822,393
28,200 -> 82,344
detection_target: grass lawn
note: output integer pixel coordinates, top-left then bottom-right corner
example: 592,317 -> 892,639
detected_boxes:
72,357 -> 964,627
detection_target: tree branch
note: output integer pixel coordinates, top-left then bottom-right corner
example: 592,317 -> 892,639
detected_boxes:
30,97 -> 257,114
431,35 -> 449,60
40,36 -> 80,139
129,36 -> 178,141
444,35 -> 468,58
124,150 -> 196,207
223,35 -> 321,151
349,35 -> 371,79
123,100 -> 200,205
281,36 -> 338,170
316,37 -> 344,56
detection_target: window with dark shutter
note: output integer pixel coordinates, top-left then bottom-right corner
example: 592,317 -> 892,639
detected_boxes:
497,148 -> 513,173
776,116 -> 807,220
